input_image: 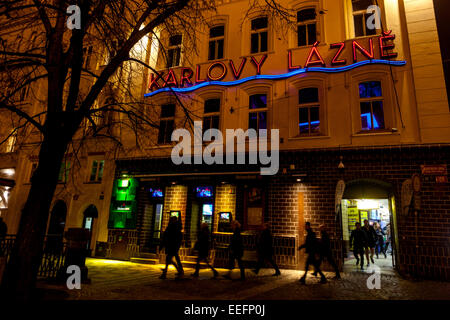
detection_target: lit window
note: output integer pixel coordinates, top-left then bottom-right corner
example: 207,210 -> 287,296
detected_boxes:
158,104 -> 175,144
352,0 -> 377,37
167,35 -> 182,68
248,94 -> 267,134
359,81 -> 385,131
251,17 -> 268,54
89,160 -> 105,182
297,9 -> 317,47
208,26 -> 225,60
57,161 -> 71,183
298,88 -> 320,135
203,99 -> 220,140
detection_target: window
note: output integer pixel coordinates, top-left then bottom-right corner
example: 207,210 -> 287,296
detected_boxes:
208,26 -> 225,60
83,46 -> 93,69
89,160 -> 105,182
57,161 -> 71,183
298,88 -> 320,135
158,104 -> 175,144
203,99 -> 220,140
29,162 -> 38,182
359,81 -> 385,131
167,35 -> 182,68
297,9 -> 317,47
4,131 -> 17,153
251,17 -> 268,54
352,0 -> 377,37
248,94 -> 268,133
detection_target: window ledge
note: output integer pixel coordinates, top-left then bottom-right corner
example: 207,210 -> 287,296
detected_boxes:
240,51 -> 276,59
352,130 -> 400,137
288,43 -> 328,52
288,135 -> 330,141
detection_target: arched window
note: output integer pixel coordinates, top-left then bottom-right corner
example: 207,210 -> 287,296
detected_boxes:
351,0 -> 378,37
358,81 -> 385,131
248,94 -> 268,134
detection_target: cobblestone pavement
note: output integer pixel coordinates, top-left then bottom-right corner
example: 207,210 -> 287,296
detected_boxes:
38,258 -> 450,300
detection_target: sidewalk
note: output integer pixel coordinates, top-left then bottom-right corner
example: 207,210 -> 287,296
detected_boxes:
37,258 -> 450,300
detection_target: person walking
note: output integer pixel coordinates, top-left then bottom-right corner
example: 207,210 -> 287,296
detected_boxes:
253,223 -> 281,276
316,224 -> 340,279
159,216 -> 184,279
350,222 -> 367,270
374,222 -> 387,259
192,223 -> 219,279
298,222 -> 326,284
362,219 -> 377,266
224,220 -> 245,280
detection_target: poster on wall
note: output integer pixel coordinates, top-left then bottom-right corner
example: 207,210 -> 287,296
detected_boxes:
247,207 -> 263,226
347,207 -> 359,231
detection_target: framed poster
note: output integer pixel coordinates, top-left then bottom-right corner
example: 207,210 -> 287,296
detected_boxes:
247,207 -> 263,226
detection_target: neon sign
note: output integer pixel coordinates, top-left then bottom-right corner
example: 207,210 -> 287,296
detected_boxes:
146,31 -> 404,97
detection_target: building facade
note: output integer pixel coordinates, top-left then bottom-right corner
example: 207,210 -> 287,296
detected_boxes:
1,0 -> 449,280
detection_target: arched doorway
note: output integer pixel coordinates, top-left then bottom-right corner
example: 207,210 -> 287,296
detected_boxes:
46,200 -> 67,253
340,179 -> 398,275
83,204 -> 98,253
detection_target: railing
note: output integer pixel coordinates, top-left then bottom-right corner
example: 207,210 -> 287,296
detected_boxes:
0,234 -> 67,279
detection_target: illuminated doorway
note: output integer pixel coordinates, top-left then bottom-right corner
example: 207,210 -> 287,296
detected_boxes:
83,204 -> 98,253
340,179 -> 397,274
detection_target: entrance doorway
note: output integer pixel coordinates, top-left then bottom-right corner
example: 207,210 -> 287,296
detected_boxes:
46,200 -> 67,253
83,204 -> 98,252
143,187 -> 164,253
340,179 -> 397,275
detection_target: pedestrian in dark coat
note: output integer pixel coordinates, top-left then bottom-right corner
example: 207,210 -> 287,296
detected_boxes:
159,216 -> 184,279
374,222 -> 387,259
192,223 -> 218,278
317,225 -> 340,279
350,222 -> 367,270
224,220 -> 245,280
253,223 -> 281,276
298,222 -> 326,284
362,219 -> 377,265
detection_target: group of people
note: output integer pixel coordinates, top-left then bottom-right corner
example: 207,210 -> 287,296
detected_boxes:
159,217 -> 341,283
158,217 -> 281,281
298,222 -> 340,284
349,219 -> 389,270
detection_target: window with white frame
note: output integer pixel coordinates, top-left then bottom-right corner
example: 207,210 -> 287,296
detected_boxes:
203,98 -> 220,140
167,35 -> 182,68
208,26 -> 225,60
158,104 -> 175,144
250,17 -> 268,54
248,94 -> 268,134
351,0 -> 377,37
359,81 -> 385,131
89,159 -> 105,182
298,88 -> 320,135
297,8 -> 317,47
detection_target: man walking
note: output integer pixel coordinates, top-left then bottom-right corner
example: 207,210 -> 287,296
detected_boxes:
317,225 -> 340,279
362,219 -> 377,265
159,216 -> 184,279
192,223 -> 218,279
253,223 -> 281,276
350,222 -> 367,271
224,220 -> 245,280
298,222 -> 326,284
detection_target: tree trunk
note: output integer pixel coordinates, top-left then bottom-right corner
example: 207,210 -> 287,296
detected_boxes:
0,134 -> 69,300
